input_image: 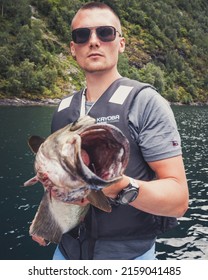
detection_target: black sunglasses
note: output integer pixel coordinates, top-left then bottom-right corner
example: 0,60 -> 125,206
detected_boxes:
72,25 -> 122,44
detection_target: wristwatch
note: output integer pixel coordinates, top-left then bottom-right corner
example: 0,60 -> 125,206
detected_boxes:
116,178 -> 139,205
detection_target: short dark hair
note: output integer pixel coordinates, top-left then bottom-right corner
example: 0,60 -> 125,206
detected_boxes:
80,2 -> 117,13
73,1 -> 121,25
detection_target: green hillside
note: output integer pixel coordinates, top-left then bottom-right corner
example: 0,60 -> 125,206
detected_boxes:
0,0 -> 208,104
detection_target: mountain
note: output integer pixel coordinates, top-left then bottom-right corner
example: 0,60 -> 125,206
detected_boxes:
0,0 -> 208,104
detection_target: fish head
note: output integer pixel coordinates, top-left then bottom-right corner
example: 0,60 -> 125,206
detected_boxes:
74,122 -> 130,187
25,116 -> 129,204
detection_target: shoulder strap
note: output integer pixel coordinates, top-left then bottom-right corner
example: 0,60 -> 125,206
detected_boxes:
51,90 -> 83,133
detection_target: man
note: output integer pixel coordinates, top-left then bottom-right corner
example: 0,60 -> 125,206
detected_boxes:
39,2 -> 189,259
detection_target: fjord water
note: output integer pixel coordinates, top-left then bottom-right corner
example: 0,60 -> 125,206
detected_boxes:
0,105 -> 207,260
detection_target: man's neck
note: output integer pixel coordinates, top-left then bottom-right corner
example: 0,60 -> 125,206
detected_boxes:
85,70 -> 122,102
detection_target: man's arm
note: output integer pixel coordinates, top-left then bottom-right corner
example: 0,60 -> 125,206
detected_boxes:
102,155 -> 189,218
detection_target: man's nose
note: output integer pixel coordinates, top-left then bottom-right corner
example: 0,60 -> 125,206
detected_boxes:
88,30 -> 100,46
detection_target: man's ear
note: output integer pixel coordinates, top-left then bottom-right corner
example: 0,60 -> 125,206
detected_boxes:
70,41 -> 76,58
119,37 -> 125,54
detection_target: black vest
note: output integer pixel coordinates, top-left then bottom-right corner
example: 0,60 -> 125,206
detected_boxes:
51,78 -> 177,258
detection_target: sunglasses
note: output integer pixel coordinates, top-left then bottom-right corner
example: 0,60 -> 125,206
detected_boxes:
72,25 -> 122,44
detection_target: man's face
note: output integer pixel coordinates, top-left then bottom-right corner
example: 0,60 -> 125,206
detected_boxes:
70,8 -> 125,74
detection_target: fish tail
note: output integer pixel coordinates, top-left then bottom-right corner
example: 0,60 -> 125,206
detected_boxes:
29,192 -> 63,244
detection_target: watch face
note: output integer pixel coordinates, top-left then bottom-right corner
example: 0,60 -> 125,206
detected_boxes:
120,190 -> 138,204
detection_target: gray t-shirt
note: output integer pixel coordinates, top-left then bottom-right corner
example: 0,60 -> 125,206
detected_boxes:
128,87 -> 182,162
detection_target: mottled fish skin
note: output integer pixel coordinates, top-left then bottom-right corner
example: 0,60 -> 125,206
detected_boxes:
24,115 -> 129,244
29,191 -> 89,244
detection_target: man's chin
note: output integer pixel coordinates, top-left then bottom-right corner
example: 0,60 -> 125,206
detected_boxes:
84,65 -> 112,74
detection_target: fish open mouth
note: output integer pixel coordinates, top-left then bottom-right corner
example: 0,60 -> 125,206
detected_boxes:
79,124 -> 129,183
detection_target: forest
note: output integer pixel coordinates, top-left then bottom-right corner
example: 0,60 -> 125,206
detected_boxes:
0,0 -> 208,104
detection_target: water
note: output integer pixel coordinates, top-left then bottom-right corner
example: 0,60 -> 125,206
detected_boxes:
156,105 -> 208,259
0,106 -> 57,259
0,105 -> 207,260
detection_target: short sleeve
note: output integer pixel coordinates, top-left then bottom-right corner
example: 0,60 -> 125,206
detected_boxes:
128,87 -> 182,162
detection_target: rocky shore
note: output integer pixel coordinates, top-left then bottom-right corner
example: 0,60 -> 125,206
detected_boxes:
0,97 -> 61,106
0,97 -> 207,107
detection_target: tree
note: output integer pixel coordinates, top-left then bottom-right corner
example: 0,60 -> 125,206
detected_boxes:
14,25 -> 42,63
138,63 -> 166,93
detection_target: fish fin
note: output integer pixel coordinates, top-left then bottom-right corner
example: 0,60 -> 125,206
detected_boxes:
87,190 -> 112,213
23,176 -> 38,187
28,135 -> 45,153
29,191 -> 63,244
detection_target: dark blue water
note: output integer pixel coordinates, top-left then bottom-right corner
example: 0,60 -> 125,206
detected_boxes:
0,105 -> 207,260
0,106 -> 57,259
157,105 -> 208,259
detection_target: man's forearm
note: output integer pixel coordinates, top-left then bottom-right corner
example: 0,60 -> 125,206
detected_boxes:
103,175 -> 189,218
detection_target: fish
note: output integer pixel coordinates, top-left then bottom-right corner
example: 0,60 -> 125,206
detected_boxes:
24,115 -> 129,244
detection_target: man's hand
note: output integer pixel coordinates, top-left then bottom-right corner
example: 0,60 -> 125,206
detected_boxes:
31,235 -> 49,246
102,175 -> 130,198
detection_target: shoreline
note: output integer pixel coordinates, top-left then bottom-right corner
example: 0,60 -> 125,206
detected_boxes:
0,97 -> 61,106
0,97 -> 207,107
